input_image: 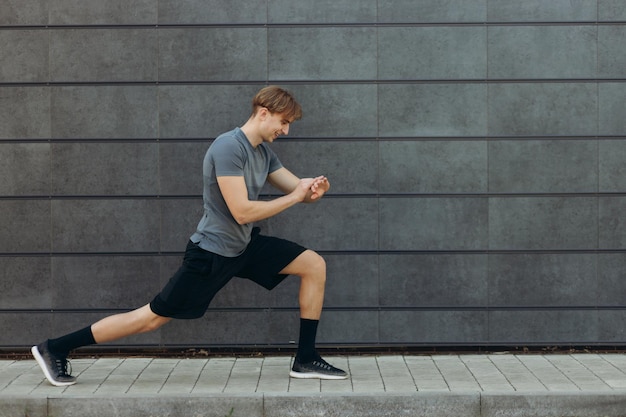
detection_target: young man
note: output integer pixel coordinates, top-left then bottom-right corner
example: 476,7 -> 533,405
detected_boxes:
32,85 -> 348,386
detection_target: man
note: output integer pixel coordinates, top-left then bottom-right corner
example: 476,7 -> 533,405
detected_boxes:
32,85 -> 348,386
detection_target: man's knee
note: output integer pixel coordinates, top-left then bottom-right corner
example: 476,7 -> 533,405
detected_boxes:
282,250 -> 326,280
303,250 -> 326,276
297,251 -> 326,289
136,304 -> 171,333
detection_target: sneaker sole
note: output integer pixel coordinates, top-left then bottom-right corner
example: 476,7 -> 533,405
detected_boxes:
289,370 -> 348,380
31,345 -> 76,387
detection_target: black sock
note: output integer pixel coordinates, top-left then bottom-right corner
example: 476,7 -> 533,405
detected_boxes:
296,318 -> 319,363
47,326 -> 96,357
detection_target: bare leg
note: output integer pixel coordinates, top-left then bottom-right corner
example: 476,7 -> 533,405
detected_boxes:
280,249 -> 326,319
91,304 -> 172,344
281,250 -> 347,379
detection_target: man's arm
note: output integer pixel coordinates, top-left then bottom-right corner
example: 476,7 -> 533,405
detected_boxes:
217,173 -> 324,225
268,167 -> 330,203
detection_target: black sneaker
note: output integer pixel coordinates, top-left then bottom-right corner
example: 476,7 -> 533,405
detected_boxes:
290,356 -> 348,380
31,342 -> 77,386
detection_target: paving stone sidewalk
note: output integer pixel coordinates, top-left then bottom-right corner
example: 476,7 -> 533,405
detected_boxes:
2,353 -> 626,416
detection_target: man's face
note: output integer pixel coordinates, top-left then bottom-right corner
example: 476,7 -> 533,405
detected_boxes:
261,110 -> 293,143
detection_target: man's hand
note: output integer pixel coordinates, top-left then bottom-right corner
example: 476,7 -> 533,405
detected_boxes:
308,176 -> 329,201
291,176 -> 324,202
295,175 -> 329,202
268,169 -> 330,203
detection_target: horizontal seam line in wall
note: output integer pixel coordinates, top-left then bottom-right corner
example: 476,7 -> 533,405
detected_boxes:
2,136 -> 626,143
43,343 -> 626,349
59,343 -> 626,349
2,249 -> 626,257
2,306 -> 626,315
1,21 -> 625,29
121,342 -> 626,347
1,193 -> 626,200
1,79 -> 626,87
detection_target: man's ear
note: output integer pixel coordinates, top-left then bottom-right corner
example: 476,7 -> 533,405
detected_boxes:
257,107 -> 269,120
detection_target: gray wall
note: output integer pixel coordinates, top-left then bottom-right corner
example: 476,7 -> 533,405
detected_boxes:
1,1 -> 625,350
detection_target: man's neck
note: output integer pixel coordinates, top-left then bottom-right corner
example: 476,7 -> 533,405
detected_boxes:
240,118 -> 263,148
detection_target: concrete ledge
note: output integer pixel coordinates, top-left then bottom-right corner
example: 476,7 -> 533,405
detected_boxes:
1,393 -> 482,417
46,395 -> 264,417
481,392 -> 626,417
0,396 -> 47,417
264,392 -> 481,417
4,392 -> 626,417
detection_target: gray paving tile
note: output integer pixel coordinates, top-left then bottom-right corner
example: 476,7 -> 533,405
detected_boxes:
488,354 -> 547,391
257,357 -> 290,393
515,355 -> 579,391
575,354 -> 626,389
192,357 -> 234,394
288,377 -> 321,393
460,355 -> 514,392
432,356 -> 482,391
545,355 -> 612,391
224,357 -> 263,393
126,359 -> 176,395
159,358 -> 207,394
404,356 -> 449,391
377,356 -> 417,392
348,356 -> 385,392
320,357 -> 352,393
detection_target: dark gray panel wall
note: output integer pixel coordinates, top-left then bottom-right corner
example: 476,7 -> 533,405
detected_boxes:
1,0 -> 625,350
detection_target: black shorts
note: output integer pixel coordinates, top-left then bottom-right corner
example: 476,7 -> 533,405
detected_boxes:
150,228 -> 307,319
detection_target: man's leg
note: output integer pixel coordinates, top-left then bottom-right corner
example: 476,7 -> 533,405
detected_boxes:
279,250 -> 347,380
91,304 -> 172,343
33,304 -> 171,386
281,249 -> 326,321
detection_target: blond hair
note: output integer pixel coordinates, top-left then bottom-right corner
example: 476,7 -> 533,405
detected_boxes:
251,86 -> 302,121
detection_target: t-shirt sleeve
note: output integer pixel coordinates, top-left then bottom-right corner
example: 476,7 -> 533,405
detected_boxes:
210,137 -> 246,176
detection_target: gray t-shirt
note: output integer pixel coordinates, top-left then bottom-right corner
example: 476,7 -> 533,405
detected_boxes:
190,127 -> 283,257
